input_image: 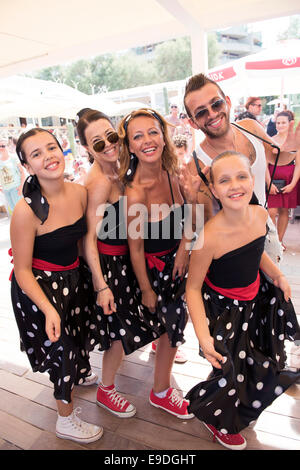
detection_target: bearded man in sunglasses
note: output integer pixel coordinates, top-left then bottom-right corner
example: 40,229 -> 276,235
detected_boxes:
183,74 -> 300,221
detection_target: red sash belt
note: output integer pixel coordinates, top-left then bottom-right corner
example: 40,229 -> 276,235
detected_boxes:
204,272 -> 260,301
145,243 -> 178,272
97,241 -> 128,256
8,248 -> 79,281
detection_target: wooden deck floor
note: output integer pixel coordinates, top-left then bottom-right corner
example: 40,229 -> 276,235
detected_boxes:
1,214 -> 300,451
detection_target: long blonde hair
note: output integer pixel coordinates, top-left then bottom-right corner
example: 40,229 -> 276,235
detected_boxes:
118,108 -> 178,185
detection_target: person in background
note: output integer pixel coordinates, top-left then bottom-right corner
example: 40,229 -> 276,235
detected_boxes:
235,110 -> 257,122
172,134 -> 189,167
266,108 -> 282,137
165,103 -> 180,138
267,111 -> 300,250
245,96 -> 262,120
0,138 -> 26,215
175,113 -> 196,155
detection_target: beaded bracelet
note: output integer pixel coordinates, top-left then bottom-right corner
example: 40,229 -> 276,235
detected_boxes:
95,286 -> 109,294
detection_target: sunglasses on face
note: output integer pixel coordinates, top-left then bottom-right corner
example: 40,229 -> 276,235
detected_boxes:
0,145 -> 6,148
252,103 -> 262,108
193,98 -> 226,121
92,131 -> 119,153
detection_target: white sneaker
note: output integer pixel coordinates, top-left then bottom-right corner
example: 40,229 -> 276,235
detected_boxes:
79,371 -> 98,386
56,407 -> 103,443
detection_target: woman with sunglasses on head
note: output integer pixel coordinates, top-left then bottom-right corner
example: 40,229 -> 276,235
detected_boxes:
118,108 -> 194,419
76,108 -> 160,419
185,150 -> 300,450
10,128 -> 103,444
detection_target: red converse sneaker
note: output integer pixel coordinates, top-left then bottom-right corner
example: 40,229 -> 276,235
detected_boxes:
203,422 -> 247,450
149,388 -> 194,419
151,342 -> 188,364
96,384 -> 136,418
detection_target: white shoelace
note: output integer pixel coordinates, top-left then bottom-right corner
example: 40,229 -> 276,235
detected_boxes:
105,387 -> 128,409
169,389 -> 185,408
68,407 -> 93,434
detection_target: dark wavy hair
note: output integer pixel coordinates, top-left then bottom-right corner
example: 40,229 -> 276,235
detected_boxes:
276,110 -> 294,122
16,128 -> 63,165
76,108 -> 114,146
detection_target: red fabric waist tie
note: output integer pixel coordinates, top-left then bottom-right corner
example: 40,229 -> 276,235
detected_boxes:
204,272 -> 260,301
8,248 -> 79,281
97,241 -> 128,256
145,243 -> 179,272
31,257 -> 79,271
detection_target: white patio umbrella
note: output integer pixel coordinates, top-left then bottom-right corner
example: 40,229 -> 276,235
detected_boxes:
113,101 -> 145,116
267,98 -> 289,106
207,39 -> 300,100
0,76 -> 119,119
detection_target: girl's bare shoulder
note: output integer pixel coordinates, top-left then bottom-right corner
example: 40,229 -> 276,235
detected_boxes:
65,181 -> 88,209
10,198 -> 39,234
252,204 -> 268,224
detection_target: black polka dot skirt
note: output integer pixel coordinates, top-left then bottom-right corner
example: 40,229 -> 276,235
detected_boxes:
186,272 -> 300,434
140,247 -> 188,348
11,263 -> 97,403
83,253 -> 164,355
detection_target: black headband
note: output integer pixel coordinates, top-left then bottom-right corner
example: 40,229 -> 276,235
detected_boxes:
123,108 -> 164,132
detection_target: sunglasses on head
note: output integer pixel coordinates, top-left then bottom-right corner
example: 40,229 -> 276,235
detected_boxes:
194,98 -> 225,121
92,131 -> 119,153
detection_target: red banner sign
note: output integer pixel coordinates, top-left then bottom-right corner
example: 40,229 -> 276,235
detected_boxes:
246,57 -> 300,70
208,66 -> 236,82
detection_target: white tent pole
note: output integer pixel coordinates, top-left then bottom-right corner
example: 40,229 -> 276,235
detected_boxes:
280,76 -> 285,106
191,30 -> 208,75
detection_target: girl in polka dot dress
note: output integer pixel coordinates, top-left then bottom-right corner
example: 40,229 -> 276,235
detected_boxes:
185,151 -> 300,450
118,108 -> 194,419
76,109 -> 163,418
11,128 -> 103,444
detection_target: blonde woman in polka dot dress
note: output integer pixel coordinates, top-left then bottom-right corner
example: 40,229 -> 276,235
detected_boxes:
118,108 -> 194,419
186,151 -> 300,450
11,129 -> 103,444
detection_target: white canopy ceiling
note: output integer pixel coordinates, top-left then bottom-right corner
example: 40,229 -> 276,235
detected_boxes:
1,0 -> 300,78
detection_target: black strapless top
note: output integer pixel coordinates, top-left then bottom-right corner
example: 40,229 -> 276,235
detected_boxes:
207,235 -> 265,288
144,204 -> 184,253
97,197 -> 128,246
143,171 -> 184,253
33,215 -> 87,265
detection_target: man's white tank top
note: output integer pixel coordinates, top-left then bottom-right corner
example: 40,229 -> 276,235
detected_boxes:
195,126 -> 266,207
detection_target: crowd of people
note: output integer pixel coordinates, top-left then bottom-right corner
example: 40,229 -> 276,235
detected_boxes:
5,73 -> 300,450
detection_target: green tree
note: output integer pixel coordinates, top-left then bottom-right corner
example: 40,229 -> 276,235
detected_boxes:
207,33 -> 221,68
34,65 -> 65,83
277,15 -> 300,40
153,37 -> 192,82
31,33 -> 220,92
